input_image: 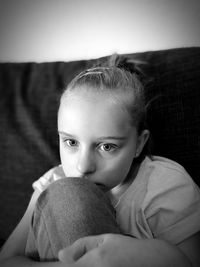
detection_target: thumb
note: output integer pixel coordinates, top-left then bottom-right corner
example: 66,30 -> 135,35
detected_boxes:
58,235 -> 104,263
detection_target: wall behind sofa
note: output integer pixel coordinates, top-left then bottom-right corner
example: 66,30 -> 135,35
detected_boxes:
0,0 -> 200,62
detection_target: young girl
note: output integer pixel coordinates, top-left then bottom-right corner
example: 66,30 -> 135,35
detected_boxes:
0,54 -> 200,267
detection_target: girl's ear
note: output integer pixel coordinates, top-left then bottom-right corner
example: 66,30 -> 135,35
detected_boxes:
135,130 -> 150,158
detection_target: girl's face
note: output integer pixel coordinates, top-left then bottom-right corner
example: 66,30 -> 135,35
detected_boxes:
58,87 -> 148,191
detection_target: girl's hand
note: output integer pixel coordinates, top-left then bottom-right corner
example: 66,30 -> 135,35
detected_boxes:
58,233 -> 191,267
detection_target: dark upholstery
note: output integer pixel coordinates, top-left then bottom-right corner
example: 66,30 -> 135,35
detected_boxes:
0,47 -> 200,246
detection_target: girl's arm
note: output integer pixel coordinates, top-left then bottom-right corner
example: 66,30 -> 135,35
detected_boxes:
177,231 -> 200,267
59,233 -> 196,267
0,190 -> 64,267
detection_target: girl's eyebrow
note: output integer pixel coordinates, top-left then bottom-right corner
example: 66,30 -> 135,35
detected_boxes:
58,131 -> 75,138
97,136 -> 127,141
58,131 -> 126,141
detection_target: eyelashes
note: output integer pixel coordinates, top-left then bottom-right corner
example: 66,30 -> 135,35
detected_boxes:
61,138 -> 119,153
99,143 -> 118,152
65,139 -> 78,147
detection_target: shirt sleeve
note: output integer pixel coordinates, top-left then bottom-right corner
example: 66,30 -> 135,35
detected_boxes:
142,163 -> 200,245
32,165 -> 65,192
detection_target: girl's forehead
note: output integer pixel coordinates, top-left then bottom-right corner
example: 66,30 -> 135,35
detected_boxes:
62,85 -> 133,108
59,87 -> 134,132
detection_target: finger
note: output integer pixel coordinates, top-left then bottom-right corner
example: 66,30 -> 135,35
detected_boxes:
58,235 -> 104,263
58,239 -> 87,263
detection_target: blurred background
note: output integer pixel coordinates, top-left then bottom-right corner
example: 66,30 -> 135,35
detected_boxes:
0,0 -> 200,62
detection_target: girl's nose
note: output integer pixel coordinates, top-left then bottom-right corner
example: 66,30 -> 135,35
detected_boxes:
76,149 -> 96,175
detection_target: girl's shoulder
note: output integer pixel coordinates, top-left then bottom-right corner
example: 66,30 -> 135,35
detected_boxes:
32,165 -> 65,192
126,155 -> 200,205
141,155 -> 193,184
111,155 -> 197,205
136,155 -> 200,205
146,155 -> 187,171
139,156 -> 200,243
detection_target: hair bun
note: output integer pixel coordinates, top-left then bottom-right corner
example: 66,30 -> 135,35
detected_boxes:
95,53 -> 147,81
109,53 -> 147,78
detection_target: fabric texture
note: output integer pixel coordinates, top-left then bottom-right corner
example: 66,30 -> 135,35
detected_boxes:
111,156 -> 200,245
32,165 -> 65,192
0,47 -> 200,245
25,178 -> 120,261
32,156 -> 200,246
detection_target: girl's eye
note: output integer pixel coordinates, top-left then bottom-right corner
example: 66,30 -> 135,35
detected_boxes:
65,139 -> 78,147
99,144 -> 117,152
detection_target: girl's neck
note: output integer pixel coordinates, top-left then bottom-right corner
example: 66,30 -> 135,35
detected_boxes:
109,161 -> 141,205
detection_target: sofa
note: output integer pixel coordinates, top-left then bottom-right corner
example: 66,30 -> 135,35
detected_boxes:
0,47 -> 200,246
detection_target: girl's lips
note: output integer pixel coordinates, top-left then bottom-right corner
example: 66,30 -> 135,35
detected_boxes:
79,177 -> 109,192
95,183 -> 108,192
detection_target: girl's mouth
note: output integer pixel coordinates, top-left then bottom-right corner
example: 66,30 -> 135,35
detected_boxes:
95,183 -> 108,192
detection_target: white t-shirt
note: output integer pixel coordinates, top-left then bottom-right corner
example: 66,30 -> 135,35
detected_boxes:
33,156 -> 200,245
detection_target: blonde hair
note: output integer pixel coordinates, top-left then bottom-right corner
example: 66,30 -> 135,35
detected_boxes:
62,54 -> 148,135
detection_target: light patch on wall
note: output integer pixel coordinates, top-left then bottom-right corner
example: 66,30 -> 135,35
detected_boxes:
0,0 -> 199,62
